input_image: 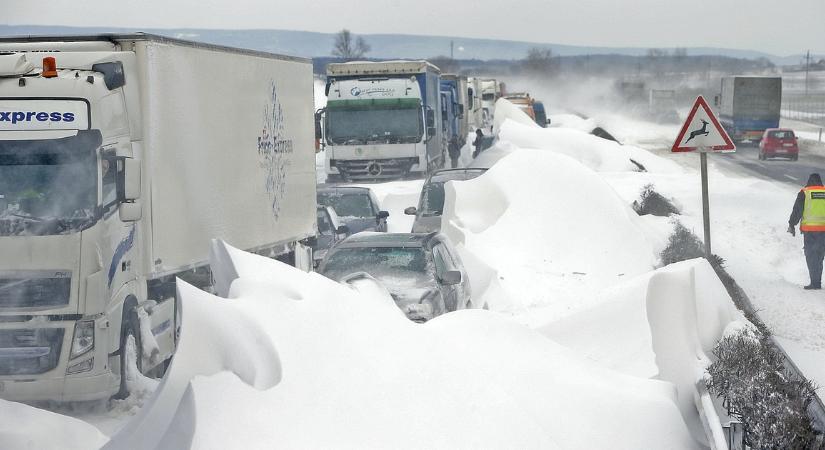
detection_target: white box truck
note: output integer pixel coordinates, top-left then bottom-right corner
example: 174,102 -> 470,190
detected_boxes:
466,77 -> 485,130
479,78 -> 501,130
0,34 -> 316,401
319,61 -> 446,181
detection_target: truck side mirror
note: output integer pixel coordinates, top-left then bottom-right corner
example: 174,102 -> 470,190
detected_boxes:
426,127 -> 436,141
314,109 -> 325,140
122,158 -> 141,201
458,104 -> 465,118
713,95 -> 720,107
377,210 -> 390,219
426,109 -> 435,127
119,202 -> 141,222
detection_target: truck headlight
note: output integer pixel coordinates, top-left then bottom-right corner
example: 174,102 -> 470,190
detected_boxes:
70,320 -> 95,359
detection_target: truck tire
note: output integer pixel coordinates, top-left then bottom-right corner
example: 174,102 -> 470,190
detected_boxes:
114,316 -> 142,400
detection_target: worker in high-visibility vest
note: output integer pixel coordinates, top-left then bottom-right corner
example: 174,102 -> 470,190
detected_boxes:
789,173 -> 825,289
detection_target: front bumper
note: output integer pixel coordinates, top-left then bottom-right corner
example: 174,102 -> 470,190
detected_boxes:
0,370 -> 117,402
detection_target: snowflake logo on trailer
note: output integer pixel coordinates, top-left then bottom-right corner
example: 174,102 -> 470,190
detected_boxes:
257,81 -> 294,219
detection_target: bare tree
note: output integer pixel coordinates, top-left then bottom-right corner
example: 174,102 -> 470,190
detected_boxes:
332,29 -> 371,61
523,47 -> 555,75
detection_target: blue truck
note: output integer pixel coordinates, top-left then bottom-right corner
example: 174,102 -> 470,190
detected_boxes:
718,76 -> 782,143
440,77 -> 465,166
320,61 -> 446,181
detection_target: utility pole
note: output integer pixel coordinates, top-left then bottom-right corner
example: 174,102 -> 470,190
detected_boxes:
450,40 -> 454,60
805,50 -> 810,96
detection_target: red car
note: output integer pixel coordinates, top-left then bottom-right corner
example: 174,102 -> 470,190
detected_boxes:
759,128 -> 799,161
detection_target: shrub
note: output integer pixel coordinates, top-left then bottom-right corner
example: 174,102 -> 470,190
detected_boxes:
635,184 -> 679,217
707,326 -> 819,449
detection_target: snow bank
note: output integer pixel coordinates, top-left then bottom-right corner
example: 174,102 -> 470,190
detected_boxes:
107,240 -> 698,449
443,148 -> 657,317
498,120 -> 640,172
492,98 -> 540,133
0,399 -> 108,449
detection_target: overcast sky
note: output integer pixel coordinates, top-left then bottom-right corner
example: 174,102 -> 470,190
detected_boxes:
4,0 -> 824,56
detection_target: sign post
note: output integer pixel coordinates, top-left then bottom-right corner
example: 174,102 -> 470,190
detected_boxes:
672,96 -> 736,260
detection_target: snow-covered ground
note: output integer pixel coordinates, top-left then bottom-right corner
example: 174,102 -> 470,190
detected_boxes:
4,91 -> 813,449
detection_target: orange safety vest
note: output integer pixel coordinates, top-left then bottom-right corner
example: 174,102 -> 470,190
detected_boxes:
801,186 -> 825,232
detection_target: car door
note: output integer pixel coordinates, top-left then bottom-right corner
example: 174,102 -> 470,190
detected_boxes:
431,242 -> 459,312
315,209 -> 336,263
440,239 -> 472,309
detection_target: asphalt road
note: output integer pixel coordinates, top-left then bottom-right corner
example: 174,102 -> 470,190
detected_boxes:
711,142 -> 825,187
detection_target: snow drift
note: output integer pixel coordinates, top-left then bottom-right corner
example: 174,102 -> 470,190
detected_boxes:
0,398 -> 108,449
443,148 -> 658,317
104,240 -> 699,449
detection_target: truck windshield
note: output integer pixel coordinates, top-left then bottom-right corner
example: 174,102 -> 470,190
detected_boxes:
326,99 -> 423,145
0,131 -> 101,236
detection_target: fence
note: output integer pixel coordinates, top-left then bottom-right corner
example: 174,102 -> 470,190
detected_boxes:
782,92 -> 825,127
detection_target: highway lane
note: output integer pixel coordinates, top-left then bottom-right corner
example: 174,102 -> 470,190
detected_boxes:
711,141 -> 825,187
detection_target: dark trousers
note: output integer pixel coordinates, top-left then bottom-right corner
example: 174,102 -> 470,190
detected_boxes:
804,232 -> 825,286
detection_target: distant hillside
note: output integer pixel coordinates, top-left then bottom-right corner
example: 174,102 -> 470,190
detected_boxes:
0,25 -> 813,65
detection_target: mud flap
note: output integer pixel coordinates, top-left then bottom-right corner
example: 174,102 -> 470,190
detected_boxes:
294,241 -> 313,272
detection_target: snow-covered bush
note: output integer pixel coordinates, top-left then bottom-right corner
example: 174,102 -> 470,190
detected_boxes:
634,184 -> 679,217
660,221 -> 705,265
707,326 -> 820,449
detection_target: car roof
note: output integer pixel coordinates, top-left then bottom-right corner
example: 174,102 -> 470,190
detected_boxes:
335,232 -> 438,248
317,185 -> 372,194
428,168 -> 488,183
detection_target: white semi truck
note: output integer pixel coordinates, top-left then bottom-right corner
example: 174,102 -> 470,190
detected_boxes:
0,34 -> 316,401
319,61 -> 446,181
479,78 -> 501,130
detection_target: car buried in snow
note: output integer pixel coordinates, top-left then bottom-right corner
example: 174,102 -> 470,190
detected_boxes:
318,232 -> 476,322
316,185 -> 390,233
405,168 -> 488,233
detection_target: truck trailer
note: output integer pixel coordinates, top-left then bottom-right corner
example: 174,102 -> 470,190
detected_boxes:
320,61 -> 445,181
718,76 -> 782,143
0,34 -> 316,401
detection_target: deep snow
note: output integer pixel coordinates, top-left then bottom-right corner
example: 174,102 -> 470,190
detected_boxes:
0,84 -> 779,450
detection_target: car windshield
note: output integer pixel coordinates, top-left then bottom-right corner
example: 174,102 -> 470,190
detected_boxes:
0,131 -> 101,236
326,101 -> 423,145
318,192 -> 375,218
322,246 -> 433,286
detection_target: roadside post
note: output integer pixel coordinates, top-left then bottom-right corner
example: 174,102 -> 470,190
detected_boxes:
672,96 -> 736,259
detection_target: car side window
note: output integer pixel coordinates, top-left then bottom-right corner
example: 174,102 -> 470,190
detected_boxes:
432,244 -> 449,276
317,211 -> 334,236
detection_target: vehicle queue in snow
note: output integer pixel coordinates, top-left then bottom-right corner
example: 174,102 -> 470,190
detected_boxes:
0,33 -> 551,404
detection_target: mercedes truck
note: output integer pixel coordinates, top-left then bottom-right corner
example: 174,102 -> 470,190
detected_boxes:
0,34 -> 316,401
319,61 -> 445,181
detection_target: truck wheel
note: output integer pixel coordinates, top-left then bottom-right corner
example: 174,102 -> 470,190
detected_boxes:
114,317 -> 143,400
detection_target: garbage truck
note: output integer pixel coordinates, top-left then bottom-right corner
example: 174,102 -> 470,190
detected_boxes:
0,34 -> 316,401
319,60 -> 446,181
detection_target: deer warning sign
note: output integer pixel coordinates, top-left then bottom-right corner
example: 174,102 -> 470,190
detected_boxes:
672,96 -> 735,152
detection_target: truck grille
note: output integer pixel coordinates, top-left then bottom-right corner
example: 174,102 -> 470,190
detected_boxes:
0,328 -> 64,375
334,158 -> 418,181
0,272 -> 72,309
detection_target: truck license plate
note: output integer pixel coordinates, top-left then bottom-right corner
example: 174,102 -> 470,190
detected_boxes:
783,143 -> 794,147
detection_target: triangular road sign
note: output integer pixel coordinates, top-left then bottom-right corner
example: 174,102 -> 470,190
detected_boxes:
672,96 -> 736,152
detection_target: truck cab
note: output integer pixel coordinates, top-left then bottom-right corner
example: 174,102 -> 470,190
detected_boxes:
0,50 -> 170,401
320,61 -> 445,181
